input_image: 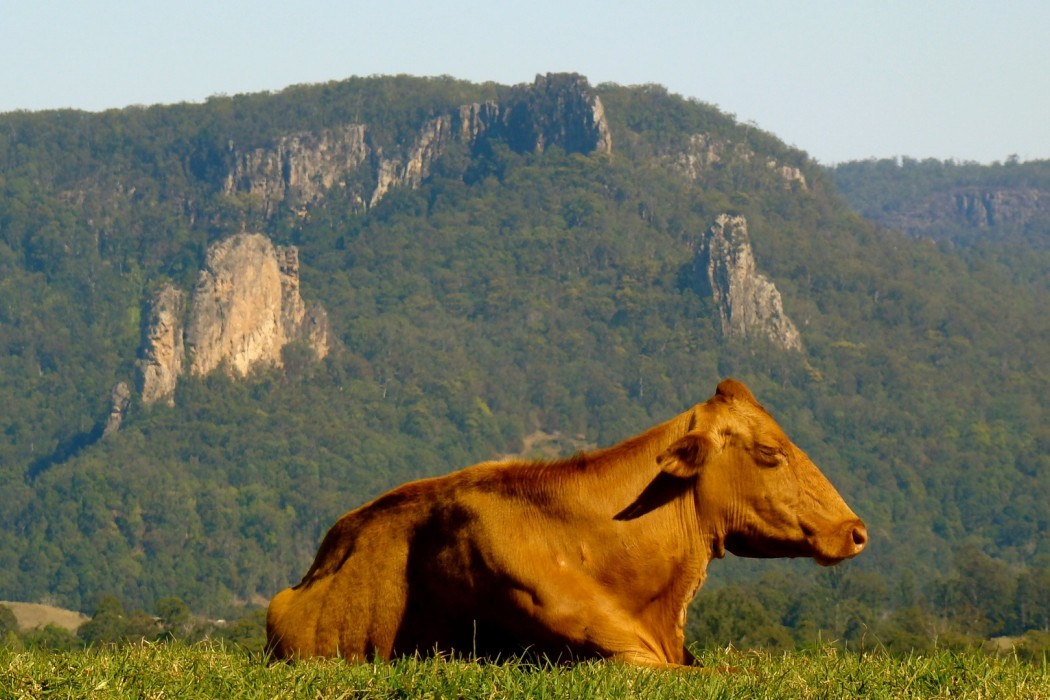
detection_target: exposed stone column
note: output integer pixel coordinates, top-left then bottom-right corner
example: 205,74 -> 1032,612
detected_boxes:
139,284 -> 186,406
699,214 -> 803,351
101,382 -> 132,438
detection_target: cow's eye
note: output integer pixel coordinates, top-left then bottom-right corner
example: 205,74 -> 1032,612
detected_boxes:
757,445 -> 785,467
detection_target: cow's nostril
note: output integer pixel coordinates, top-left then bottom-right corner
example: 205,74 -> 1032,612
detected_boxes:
851,523 -> 868,549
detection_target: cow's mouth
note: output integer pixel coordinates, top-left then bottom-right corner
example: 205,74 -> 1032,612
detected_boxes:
812,519 -> 869,566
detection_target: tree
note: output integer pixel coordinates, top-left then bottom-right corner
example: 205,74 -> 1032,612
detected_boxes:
215,608 -> 267,653
1015,563 -> 1050,633
21,624 -> 81,651
934,546 -> 1017,637
0,604 -> 18,645
688,584 -> 793,650
77,594 -> 159,646
0,74 -> 1047,646
155,596 -> 192,640
77,595 -> 129,646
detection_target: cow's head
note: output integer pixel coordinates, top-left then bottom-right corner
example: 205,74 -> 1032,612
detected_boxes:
657,379 -> 867,566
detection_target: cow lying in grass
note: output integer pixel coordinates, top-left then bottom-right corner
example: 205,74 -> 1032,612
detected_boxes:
267,378 -> 867,668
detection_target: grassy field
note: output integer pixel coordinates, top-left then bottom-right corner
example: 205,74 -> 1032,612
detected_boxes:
0,601 -> 88,632
2,644 -> 1047,699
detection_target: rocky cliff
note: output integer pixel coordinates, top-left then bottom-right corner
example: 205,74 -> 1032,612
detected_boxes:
696,214 -> 803,351
139,285 -> 186,407
495,73 -> 613,156
223,73 -> 612,216
224,124 -> 372,216
882,187 -> 1050,235
671,133 -> 807,190
139,233 -> 329,405
101,382 -> 132,438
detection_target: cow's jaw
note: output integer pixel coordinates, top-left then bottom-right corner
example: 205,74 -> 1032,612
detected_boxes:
719,513 -> 868,565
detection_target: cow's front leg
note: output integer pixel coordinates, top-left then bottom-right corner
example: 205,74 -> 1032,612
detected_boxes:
504,579 -> 688,668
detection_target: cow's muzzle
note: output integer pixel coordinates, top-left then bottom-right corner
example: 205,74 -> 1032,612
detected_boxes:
814,518 -> 868,566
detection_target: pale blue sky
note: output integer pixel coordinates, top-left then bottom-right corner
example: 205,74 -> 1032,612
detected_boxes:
2,0 -> 1047,164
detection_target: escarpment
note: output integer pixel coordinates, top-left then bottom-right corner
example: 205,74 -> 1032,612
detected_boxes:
139,233 -> 329,405
222,73 -> 612,216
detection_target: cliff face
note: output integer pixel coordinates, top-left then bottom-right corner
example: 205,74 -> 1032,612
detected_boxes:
139,233 -> 329,405
223,73 -> 612,216
884,188 -> 1050,234
671,133 -> 807,190
497,73 -> 613,156
696,214 -> 803,351
829,160 -> 1050,247
186,234 -> 288,377
142,75 -> 609,403
224,124 -> 372,216
101,382 -> 132,439
139,285 -> 186,407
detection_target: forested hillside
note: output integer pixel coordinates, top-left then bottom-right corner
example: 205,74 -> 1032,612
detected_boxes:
1,75 -> 1046,651
830,156 -> 1050,250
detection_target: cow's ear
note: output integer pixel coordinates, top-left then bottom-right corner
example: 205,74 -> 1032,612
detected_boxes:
657,433 -> 715,478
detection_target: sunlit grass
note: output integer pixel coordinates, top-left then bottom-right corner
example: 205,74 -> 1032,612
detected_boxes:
2,642 -> 1047,699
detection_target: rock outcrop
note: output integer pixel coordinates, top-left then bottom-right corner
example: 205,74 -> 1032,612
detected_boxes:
101,382 -> 132,438
496,73 -> 613,156
696,214 -> 803,351
224,124 -> 372,216
671,133 -> 807,190
276,246 -> 330,354
187,234 -> 289,377
139,233 -> 329,405
882,188 -> 1050,235
139,285 -> 186,406
224,73 -> 612,216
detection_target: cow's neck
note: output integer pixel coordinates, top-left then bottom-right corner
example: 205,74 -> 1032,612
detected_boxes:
582,406 -> 724,561
583,405 -> 722,613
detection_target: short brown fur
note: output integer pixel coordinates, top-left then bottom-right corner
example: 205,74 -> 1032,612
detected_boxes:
266,378 -> 867,668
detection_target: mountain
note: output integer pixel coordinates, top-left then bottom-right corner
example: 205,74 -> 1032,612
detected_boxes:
830,156 -> 1050,250
0,75 -> 1046,636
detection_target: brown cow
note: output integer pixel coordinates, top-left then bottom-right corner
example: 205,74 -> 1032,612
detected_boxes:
266,378 -> 867,668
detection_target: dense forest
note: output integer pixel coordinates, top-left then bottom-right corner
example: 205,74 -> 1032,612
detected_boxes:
0,74 -> 1047,654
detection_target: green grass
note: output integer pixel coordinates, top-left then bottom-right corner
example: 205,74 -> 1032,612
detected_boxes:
2,643 -> 1047,699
